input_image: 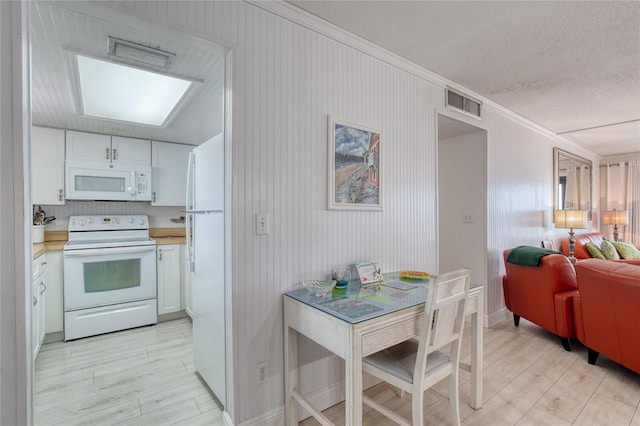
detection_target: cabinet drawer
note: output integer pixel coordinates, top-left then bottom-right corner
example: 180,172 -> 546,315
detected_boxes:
362,316 -> 422,357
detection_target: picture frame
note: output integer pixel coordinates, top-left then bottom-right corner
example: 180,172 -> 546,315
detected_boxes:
355,261 -> 383,284
327,116 -> 382,211
541,240 -> 555,250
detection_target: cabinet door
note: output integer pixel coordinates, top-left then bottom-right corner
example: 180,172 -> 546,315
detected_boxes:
111,136 -> 151,165
157,244 -> 181,315
32,254 -> 46,360
44,251 -> 63,334
32,127 -> 65,205
65,131 -> 111,162
180,244 -> 193,318
37,278 -> 46,348
151,141 -> 192,206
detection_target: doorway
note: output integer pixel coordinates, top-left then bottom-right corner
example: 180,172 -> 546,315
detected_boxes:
28,1 -> 232,423
437,113 -> 487,287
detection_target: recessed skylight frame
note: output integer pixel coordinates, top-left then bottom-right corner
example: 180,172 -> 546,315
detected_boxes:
68,52 -> 201,128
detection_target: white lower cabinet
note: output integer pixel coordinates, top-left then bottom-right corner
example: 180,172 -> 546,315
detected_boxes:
157,244 -> 181,315
181,244 -> 193,318
32,254 -> 47,360
44,250 -> 64,334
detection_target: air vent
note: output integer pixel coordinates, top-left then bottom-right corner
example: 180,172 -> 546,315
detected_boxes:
446,88 -> 482,119
107,37 -> 175,69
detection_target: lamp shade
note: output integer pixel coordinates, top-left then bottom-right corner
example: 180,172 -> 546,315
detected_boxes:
554,210 -> 588,229
602,210 -> 629,225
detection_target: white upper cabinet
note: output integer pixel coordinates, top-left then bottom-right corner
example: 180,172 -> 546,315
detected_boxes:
32,127 -> 65,205
66,131 -> 150,165
111,136 -> 152,165
151,141 -> 192,206
65,131 -> 111,162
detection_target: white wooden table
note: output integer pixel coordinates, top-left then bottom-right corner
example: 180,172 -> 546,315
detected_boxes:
284,279 -> 483,425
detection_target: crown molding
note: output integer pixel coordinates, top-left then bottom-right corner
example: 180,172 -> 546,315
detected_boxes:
247,1 -> 596,153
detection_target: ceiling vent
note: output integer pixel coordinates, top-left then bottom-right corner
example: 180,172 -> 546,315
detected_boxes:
108,37 -> 175,69
446,87 -> 482,119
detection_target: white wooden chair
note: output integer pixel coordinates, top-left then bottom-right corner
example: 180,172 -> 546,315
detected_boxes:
362,268 -> 472,426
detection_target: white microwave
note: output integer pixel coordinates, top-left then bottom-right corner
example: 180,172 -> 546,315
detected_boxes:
65,160 -> 152,201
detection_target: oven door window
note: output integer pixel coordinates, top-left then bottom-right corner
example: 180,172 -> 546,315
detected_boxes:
83,258 -> 141,292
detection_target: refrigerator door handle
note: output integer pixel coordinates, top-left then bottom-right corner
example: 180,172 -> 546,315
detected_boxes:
186,214 -> 195,273
186,152 -> 196,273
186,152 -> 195,211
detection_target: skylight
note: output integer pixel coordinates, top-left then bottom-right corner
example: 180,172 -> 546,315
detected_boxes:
76,55 -> 192,126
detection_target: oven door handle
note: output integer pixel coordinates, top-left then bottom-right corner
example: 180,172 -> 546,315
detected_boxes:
64,245 -> 157,257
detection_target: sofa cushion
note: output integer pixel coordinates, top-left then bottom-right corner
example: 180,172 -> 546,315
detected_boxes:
585,242 -> 605,259
600,239 -> 620,260
612,241 -> 640,259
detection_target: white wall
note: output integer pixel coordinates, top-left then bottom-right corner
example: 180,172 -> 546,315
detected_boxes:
106,1 -> 603,423
438,130 -> 487,287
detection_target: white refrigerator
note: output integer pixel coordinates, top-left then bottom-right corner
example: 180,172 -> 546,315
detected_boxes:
185,133 -> 226,406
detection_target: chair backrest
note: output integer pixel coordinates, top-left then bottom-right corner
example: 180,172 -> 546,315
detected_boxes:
414,268 -> 471,380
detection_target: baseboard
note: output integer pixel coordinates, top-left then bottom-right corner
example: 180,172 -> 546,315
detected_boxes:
43,331 -> 64,344
487,307 -> 511,327
157,310 -> 188,322
238,376 -> 381,425
223,410 -> 234,426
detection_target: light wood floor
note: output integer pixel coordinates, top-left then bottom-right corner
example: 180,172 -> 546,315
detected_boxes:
34,318 -> 224,426
301,318 -> 640,426
35,317 -> 640,426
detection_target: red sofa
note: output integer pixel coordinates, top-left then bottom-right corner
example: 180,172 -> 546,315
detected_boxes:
559,232 -> 604,259
502,249 -> 578,351
573,259 -> 640,373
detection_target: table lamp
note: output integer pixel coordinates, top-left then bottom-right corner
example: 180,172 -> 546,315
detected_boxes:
554,210 -> 588,263
601,209 -> 628,242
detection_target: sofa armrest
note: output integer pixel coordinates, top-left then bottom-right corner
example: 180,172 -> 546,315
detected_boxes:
554,290 -> 579,338
572,293 -> 585,343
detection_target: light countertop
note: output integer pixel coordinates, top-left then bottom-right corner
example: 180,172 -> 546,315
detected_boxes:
32,228 -> 187,259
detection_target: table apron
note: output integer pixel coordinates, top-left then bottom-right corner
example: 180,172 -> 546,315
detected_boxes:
285,297 -> 349,359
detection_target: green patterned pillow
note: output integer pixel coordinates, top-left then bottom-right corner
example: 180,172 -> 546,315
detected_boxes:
600,239 -> 620,260
611,241 -> 640,259
585,242 -> 606,259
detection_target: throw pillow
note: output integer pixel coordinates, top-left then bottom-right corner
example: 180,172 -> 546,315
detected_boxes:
585,242 -> 606,260
611,241 -> 640,259
600,239 -> 620,260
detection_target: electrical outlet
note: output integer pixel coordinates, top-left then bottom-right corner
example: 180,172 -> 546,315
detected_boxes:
463,212 -> 473,223
256,213 -> 269,235
257,361 -> 268,385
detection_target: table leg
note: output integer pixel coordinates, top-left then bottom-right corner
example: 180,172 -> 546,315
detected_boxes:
284,324 -> 298,425
345,333 -> 363,425
470,297 -> 483,409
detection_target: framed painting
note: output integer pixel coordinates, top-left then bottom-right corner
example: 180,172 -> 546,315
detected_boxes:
327,116 -> 382,211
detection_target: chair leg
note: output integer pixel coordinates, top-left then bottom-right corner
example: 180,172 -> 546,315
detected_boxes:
513,313 -> 520,326
449,370 -> 461,426
587,348 -> 600,365
560,337 -> 571,352
411,388 -> 424,426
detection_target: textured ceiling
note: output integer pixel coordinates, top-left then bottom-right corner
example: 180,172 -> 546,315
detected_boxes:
31,1 -> 226,146
288,1 -> 640,156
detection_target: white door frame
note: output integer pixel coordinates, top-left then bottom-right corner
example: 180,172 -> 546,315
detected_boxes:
3,2 -> 236,424
1,1 -> 32,425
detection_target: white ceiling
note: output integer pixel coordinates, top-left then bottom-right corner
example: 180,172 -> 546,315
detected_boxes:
31,1 -> 226,146
288,1 -> 640,157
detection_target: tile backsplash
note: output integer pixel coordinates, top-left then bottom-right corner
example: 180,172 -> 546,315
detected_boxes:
34,201 -> 184,231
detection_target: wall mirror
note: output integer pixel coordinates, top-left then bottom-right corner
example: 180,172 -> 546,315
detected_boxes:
553,147 -> 592,219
